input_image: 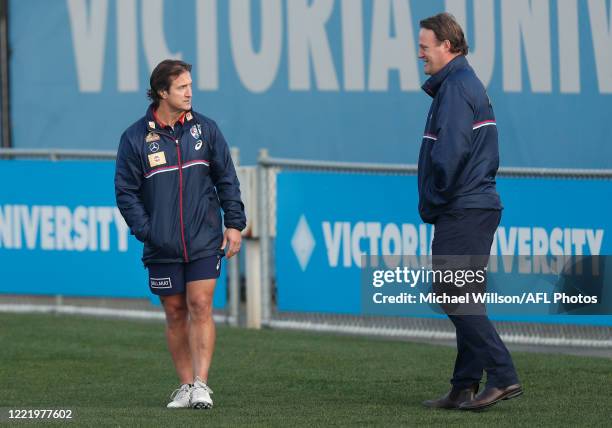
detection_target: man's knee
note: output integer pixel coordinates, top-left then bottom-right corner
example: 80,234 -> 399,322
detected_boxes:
162,296 -> 189,326
187,294 -> 213,321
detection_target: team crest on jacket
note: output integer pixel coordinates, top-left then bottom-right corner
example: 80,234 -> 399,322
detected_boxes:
145,132 -> 160,143
190,124 -> 202,139
148,152 -> 166,167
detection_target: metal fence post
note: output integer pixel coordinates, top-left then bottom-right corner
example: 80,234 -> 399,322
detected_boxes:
228,147 -> 241,326
258,149 -> 271,326
0,0 -> 11,148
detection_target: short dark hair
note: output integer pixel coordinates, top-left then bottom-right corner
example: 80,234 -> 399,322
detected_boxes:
147,59 -> 192,108
419,13 -> 469,56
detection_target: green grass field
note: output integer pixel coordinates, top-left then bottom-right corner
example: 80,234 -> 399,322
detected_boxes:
1,313 -> 610,427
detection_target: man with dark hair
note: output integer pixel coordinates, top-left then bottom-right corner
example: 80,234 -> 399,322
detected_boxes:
416,13 -> 522,411
115,59 -> 246,410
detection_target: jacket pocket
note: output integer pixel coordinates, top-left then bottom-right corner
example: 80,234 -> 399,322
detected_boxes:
146,210 -> 180,257
206,195 -> 221,229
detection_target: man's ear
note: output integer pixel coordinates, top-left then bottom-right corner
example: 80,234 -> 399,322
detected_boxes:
159,90 -> 167,100
443,39 -> 452,53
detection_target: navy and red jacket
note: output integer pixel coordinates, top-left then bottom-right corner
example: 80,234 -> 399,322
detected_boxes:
418,55 -> 502,224
115,105 -> 246,265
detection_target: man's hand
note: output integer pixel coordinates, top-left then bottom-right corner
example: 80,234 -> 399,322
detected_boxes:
221,228 -> 242,259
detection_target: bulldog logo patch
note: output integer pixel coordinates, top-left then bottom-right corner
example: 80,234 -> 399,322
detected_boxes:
190,124 -> 202,139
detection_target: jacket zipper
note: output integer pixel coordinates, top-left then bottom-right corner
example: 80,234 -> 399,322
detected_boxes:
175,138 -> 189,262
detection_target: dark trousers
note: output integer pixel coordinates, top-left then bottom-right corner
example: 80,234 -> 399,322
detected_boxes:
432,209 -> 519,388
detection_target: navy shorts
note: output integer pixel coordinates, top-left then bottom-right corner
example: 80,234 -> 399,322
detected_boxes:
147,255 -> 223,296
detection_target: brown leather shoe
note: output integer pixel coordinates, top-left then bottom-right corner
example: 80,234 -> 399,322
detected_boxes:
459,384 -> 523,411
423,384 -> 479,409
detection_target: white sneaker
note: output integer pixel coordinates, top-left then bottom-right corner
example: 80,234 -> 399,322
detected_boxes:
166,383 -> 192,409
190,377 -> 213,409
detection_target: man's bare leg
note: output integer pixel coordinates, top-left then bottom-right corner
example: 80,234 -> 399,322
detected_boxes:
160,294 -> 193,384
186,279 -> 217,382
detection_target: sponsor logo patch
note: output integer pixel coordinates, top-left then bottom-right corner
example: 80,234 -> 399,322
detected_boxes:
148,152 -> 167,167
186,112 -> 193,121
146,132 -> 160,143
148,121 -> 156,129
150,277 -> 172,289
148,142 -> 160,152
195,140 -> 203,151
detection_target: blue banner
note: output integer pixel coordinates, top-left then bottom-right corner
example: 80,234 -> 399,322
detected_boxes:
0,160 -> 227,308
275,171 -> 612,325
8,0 -> 612,168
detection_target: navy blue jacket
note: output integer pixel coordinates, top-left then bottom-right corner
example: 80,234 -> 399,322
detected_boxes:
418,55 -> 502,224
115,105 -> 246,265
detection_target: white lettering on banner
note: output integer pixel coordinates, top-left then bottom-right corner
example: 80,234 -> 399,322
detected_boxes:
288,0 -> 339,91
341,0 -> 365,91
66,0 -> 108,92
321,221 -> 433,268
364,222 -> 381,263
369,0 -> 419,91
97,207 -> 113,251
66,0 -> 610,94
0,204 -> 12,247
312,220 -> 606,271
342,222 -> 352,267
230,0 -> 283,93
492,226 -> 604,256
351,222 -> 366,267
142,0 -> 182,72
196,0 -> 219,90
501,0 -> 552,93
114,209 -> 129,251
490,226 -> 605,273
0,205 -> 130,253
588,0 -> 612,93
446,0 -> 495,87
73,206 -> 88,251
90,207 -> 100,250
381,223 -> 401,257
55,206 -> 74,250
40,206 -> 54,250
558,0 -> 581,93
21,205 -> 40,249
322,221 -> 343,267
117,0 -> 138,92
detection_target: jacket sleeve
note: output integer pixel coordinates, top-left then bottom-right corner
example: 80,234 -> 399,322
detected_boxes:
209,121 -> 247,231
426,81 -> 474,206
114,132 -> 151,242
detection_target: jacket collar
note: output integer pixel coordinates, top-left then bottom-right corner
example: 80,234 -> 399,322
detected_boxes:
421,55 -> 468,98
145,104 -> 194,132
